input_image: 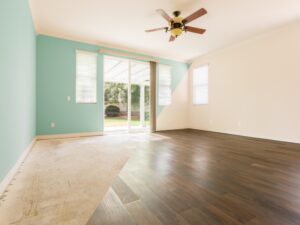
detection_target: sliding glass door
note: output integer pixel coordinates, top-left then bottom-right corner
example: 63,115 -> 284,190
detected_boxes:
104,56 -> 150,132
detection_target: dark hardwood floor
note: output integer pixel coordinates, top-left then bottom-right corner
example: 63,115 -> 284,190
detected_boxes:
86,129 -> 300,225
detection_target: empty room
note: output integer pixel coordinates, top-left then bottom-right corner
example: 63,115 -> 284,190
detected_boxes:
1,0 -> 300,224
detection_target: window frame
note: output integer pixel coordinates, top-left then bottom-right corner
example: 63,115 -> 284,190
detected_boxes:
192,64 -> 209,105
75,50 -> 98,104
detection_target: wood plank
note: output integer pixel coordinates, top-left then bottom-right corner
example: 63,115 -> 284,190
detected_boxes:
181,207 -> 242,225
112,176 -> 139,204
86,188 -> 136,225
126,200 -> 164,225
120,171 -> 184,225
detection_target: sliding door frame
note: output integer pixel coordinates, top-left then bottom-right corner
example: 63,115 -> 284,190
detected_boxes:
127,60 -> 132,129
103,55 -> 154,132
150,61 -> 157,133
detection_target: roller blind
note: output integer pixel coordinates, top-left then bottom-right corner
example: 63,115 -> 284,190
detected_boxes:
193,65 -> 208,105
76,50 -> 97,103
159,64 -> 172,106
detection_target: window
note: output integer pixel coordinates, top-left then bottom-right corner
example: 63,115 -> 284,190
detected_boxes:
159,64 -> 172,106
193,65 -> 208,104
76,50 -> 97,103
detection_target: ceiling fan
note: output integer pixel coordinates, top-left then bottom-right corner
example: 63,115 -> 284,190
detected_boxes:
145,8 -> 207,42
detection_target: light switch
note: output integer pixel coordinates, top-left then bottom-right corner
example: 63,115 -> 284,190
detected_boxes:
67,96 -> 71,102
51,122 -> 56,128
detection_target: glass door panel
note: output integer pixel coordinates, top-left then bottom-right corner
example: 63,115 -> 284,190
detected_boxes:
104,56 -> 150,132
104,57 -> 129,131
130,61 -> 150,130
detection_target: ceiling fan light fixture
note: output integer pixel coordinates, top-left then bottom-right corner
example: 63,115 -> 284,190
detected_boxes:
146,8 -> 207,42
170,16 -> 183,37
171,28 -> 183,37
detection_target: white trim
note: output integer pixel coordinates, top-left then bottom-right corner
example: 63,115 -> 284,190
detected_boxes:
128,60 -> 132,130
102,56 -> 107,131
36,132 -> 103,140
76,49 -> 97,56
140,84 -> 145,127
0,138 -> 37,195
188,128 -> 300,144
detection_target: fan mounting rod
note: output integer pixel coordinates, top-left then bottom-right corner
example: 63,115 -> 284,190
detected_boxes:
173,11 -> 181,17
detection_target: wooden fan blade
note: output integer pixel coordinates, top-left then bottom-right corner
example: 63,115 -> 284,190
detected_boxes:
185,26 -> 206,34
169,35 -> 175,42
145,27 -> 168,32
183,8 -> 207,24
156,9 -> 172,22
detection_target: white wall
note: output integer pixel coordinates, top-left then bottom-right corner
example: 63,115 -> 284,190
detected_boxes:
188,21 -> 300,143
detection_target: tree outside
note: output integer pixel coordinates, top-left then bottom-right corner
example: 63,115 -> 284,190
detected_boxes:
104,82 -> 150,127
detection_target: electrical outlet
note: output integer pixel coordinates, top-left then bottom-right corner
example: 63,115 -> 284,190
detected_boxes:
238,121 -> 242,127
51,122 -> 56,128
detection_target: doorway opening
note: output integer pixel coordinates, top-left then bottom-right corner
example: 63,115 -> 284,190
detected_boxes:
104,56 -> 150,132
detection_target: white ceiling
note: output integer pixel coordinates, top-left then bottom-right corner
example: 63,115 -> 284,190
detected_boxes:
29,0 -> 300,62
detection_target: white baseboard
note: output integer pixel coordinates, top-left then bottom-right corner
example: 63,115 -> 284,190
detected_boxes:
156,127 -> 189,132
226,131 -> 300,144
0,137 -> 37,196
36,131 -> 103,140
188,128 -> 300,144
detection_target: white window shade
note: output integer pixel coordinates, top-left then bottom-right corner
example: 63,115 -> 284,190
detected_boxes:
193,65 -> 209,105
76,50 -> 97,103
159,64 -> 172,106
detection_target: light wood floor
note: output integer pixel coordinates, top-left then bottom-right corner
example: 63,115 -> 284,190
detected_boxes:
87,130 -> 300,225
0,133 -> 149,225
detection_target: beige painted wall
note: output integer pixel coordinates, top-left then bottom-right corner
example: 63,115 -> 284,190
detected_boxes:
188,21 -> 300,143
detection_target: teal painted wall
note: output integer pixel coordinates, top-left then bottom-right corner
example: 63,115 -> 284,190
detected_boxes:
0,0 -> 36,181
37,35 -> 189,135
36,36 -> 102,135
